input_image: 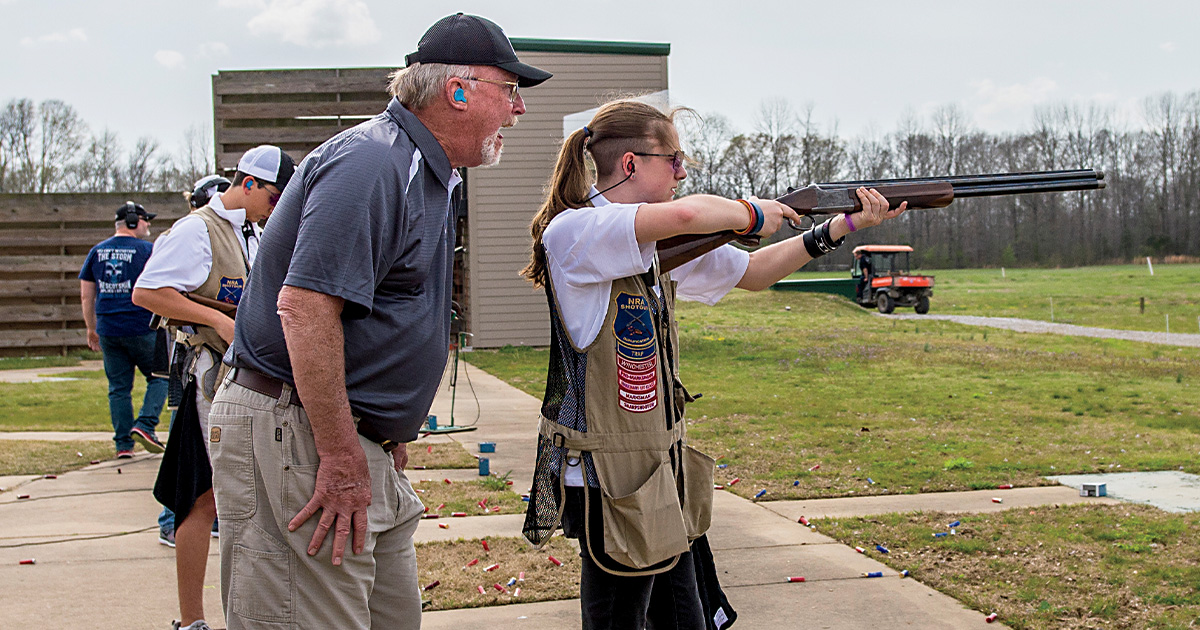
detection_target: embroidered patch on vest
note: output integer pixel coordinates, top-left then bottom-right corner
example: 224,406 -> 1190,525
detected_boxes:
216,276 -> 244,304
613,292 -> 658,413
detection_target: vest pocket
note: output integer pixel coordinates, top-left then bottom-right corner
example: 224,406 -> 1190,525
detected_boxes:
597,457 -> 689,569
681,445 -> 715,539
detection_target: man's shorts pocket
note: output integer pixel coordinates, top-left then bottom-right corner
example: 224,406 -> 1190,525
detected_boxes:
209,413 -> 256,520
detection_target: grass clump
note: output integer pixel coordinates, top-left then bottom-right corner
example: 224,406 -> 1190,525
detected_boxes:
416,536 -> 579,611
818,504 -> 1200,630
412,478 -> 525,516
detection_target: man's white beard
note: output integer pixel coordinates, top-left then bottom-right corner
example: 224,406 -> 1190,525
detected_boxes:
479,130 -> 503,167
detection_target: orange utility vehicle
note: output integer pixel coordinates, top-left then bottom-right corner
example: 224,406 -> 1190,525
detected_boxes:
851,245 -> 934,314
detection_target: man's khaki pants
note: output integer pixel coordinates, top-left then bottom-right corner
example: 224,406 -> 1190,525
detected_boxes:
210,380 -> 425,629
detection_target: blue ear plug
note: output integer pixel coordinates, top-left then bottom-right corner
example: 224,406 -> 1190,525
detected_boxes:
454,88 -> 466,103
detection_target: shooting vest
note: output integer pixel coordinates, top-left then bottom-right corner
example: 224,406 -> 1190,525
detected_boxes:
159,206 -> 249,400
523,257 -> 715,575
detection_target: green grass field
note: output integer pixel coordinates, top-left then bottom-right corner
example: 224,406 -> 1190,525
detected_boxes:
796,263 -> 1200,333
468,286 -> 1200,500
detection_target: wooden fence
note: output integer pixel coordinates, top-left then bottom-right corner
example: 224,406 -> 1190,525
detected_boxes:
0,193 -> 188,356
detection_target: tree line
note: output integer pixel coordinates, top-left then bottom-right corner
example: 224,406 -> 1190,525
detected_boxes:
0,98 -> 212,195
678,92 -> 1200,269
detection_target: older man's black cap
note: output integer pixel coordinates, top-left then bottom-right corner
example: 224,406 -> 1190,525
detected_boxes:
405,13 -> 552,88
115,201 -> 155,222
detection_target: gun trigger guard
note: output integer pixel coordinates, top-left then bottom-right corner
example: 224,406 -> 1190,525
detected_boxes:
788,216 -> 814,231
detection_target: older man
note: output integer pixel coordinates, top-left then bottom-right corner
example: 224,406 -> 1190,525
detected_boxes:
211,14 -> 550,629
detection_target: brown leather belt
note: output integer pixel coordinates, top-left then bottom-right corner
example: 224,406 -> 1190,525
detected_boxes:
229,367 -> 398,453
231,367 -> 303,407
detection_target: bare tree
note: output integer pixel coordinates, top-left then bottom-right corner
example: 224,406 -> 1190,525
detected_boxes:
68,129 -> 123,192
36,100 -> 86,193
0,99 -> 37,192
677,111 -> 734,196
754,98 -> 798,197
125,136 -> 160,192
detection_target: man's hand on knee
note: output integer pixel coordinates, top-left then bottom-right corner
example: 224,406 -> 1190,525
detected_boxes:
288,451 -> 372,566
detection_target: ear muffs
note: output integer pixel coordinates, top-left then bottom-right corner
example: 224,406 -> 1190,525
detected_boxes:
454,88 -> 467,103
122,202 -> 140,229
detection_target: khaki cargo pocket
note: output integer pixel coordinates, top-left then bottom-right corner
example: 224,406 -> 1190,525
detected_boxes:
681,445 -> 715,539
599,460 -> 689,569
229,543 -> 293,625
209,413 -> 255,520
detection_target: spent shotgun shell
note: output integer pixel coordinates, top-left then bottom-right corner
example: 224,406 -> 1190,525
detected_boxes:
491,506 -> 501,512
484,563 -> 499,572
950,528 -> 958,535
465,558 -> 480,568
862,571 -> 883,578
754,489 -> 767,498
443,478 -> 452,484
991,497 -> 1003,503
17,494 -> 30,500
493,583 -> 508,593
412,465 -> 426,470
798,516 -> 810,526
423,580 -> 440,591
90,460 -> 101,464
900,569 -> 910,578
713,485 -> 724,490
451,512 -> 467,517
786,576 -> 806,583
506,577 -> 517,587
875,545 -> 889,554
717,464 -> 728,469
855,546 -> 865,554
436,503 -> 446,511
19,558 -> 35,565
985,612 -> 999,623
43,474 -> 57,479
808,464 -> 820,471
476,585 -> 486,595
548,555 -> 563,566
867,477 -> 876,484
793,480 -> 800,486
728,478 -> 741,486
513,587 -> 521,598
438,523 -> 449,529
933,532 -> 948,538
481,540 -> 490,552
427,445 -> 432,453
997,484 -> 1013,489
949,520 -> 961,528
518,571 -> 525,581
76,451 -> 83,457
422,514 -> 439,519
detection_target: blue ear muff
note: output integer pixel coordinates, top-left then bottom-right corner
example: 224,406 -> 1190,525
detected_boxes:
454,88 -> 467,103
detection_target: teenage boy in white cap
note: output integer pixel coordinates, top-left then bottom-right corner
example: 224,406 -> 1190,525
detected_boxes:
213,13 -> 549,629
133,144 -> 295,630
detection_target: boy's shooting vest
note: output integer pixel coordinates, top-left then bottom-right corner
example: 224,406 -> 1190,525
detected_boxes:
523,257 -> 715,575
160,205 -> 249,398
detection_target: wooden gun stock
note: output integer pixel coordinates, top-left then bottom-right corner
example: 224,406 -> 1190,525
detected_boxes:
656,169 -> 1105,272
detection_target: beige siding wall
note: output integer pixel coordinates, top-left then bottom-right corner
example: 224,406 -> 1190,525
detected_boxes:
466,52 -> 669,348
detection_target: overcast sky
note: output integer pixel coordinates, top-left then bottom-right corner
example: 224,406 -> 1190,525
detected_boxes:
2,0 -> 1197,158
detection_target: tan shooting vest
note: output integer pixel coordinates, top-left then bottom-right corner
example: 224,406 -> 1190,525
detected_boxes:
160,205 -> 249,356
532,260 -> 715,574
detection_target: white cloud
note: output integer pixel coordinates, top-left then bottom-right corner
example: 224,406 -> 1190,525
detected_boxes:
969,77 -> 1058,120
198,41 -> 231,58
220,0 -> 380,48
19,27 -> 87,47
154,50 -> 186,70
1160,42 -> 1176,52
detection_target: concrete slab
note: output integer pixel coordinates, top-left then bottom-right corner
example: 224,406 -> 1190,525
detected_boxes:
425,361 -> 541,491
708,489 -> 835,549
0,475 -> 38,493
415,514 -> 527,543
713,544 -> 896,586
1048,470 -> 1200,513
724,580 -> 1006,629
765,485 -> 1119,521
423,598 -> 581,629
410,468 -> 492,483
0,431 -> 112,441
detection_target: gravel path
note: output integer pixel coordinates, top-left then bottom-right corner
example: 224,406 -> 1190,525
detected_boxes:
883,314 -> 1200,348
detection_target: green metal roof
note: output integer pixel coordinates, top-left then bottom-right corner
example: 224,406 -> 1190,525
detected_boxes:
510,38 -> 669,56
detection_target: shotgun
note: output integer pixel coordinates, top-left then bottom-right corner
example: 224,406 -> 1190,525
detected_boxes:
656,169 -> 1106,272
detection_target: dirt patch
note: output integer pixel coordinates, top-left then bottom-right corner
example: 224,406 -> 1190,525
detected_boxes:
416,536 -> 580,610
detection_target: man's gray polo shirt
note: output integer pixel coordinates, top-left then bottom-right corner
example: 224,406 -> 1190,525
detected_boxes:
229,98 -> 462,443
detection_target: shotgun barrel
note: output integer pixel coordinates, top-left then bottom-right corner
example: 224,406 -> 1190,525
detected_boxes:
656,169 -> 1105,272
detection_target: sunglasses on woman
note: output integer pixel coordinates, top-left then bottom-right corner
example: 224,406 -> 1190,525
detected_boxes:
632,150 -> 685,174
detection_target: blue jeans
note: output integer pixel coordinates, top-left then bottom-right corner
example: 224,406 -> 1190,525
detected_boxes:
99,332 -> 168,452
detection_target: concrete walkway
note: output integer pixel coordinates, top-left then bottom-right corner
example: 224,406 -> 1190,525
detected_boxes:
0,359 -> 1063,629
885,313 -> 1200,348
0,360 -> 103,383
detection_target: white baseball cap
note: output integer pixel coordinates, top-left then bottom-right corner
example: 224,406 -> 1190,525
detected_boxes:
237,145 -> 296,191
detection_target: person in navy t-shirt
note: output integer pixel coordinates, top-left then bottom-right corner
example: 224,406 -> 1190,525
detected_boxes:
79,201 -> 168,458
